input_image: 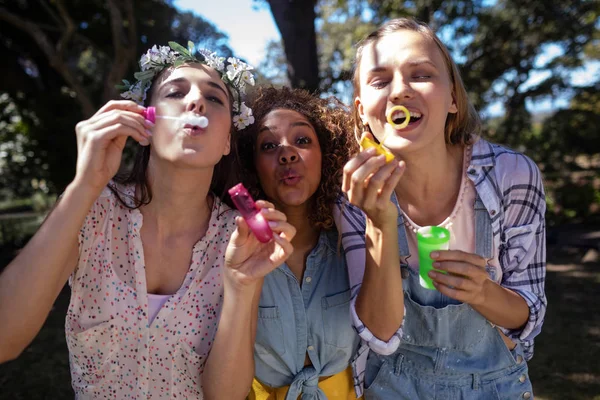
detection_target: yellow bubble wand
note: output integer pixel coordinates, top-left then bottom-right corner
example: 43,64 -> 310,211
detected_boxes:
360,105 -> 410,162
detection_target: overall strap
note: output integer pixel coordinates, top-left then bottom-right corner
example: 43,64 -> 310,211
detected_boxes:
474,193 -> 493,259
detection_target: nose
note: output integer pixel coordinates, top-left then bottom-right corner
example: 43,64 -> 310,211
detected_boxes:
185,87 -> 206,114
390,73 -> 415,102
278,146 -> 298,164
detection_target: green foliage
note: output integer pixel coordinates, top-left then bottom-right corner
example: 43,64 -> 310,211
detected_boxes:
0,0 -> 233,198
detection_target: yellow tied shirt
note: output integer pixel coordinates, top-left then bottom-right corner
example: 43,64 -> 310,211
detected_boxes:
248,366 -> 361,400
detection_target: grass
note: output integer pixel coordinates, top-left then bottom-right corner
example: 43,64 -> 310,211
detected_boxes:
0,232 -> 598,399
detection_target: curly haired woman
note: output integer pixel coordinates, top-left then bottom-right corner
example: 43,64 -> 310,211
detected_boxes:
236,87 -> 402,400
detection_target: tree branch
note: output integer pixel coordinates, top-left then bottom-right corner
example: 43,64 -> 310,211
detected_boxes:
0,6 -> 95,116
103,0 -> 136,102
54,0 -> 76,58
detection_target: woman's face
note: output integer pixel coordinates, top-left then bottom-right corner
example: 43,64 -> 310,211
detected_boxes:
149,63 -> 231,168
355,30 -> 457,155
254,109 -> 322,210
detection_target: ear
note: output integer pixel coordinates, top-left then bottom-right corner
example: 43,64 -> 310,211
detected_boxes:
223,134 -> 231,156
449,90 -> 458,114
354,96 -> 368,126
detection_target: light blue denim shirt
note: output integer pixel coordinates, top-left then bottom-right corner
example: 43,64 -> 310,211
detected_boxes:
254,229 -> 360,399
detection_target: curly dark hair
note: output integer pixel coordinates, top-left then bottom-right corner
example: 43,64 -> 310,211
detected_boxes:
236,86 -> 358,230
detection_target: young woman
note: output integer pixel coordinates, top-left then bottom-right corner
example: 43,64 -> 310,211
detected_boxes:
341,18 -> 547,399
0,43 -> 295,399
237,86 -> 404,400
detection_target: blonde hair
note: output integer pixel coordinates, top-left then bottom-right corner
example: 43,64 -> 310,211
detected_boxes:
352,18 -> 480,145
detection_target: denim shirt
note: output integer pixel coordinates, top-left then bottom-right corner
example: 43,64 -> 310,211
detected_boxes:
253,229 -> 360,398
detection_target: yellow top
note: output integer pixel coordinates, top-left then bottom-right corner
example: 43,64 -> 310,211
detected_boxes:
248,366 -> 361,400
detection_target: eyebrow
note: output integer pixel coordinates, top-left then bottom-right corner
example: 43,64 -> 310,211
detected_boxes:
258,120 -> 313,134
367,59 -> 438,74
161,77 -> 229,99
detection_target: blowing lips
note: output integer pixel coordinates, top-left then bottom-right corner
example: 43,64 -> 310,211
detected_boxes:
183,123 -> 205,137
279,169 -> 302,186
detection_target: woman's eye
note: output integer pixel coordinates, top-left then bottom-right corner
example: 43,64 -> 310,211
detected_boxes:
260,142 -> 278,151
296,136 -> 311,145
207,95 -> 225,105
370,80 -> 389,89
166,91 -> 184,98
414,75 -> 431,79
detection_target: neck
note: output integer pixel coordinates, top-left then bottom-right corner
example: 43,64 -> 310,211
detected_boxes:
395,141 -> 464,208
140,157 -> 214,237
278,203 -> 320,252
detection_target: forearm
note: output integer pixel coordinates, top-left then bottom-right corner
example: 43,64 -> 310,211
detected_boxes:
203,281 -> 263,400
0,182 -> 97,362
355,220 -> 404,341
472,280 -> 529,330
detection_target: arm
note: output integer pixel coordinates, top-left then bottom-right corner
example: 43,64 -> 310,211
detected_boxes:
203,280 -> 263,400
342,141 -> 405,344
203,202 -> 295,399
431,152 -> 547,337
0,100 -> 151,363
0,184 -> 94,362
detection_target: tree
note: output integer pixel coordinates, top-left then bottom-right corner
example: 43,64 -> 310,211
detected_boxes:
258,0 -> 320,93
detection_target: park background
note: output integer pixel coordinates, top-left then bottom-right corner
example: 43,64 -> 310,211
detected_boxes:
0,0 -> 598,399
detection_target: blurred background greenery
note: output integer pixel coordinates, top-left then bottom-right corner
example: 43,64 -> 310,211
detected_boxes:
0,0 -> 598,398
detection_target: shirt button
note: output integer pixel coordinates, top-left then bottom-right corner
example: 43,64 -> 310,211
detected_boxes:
490,210 -> 497,216
307,345 -> 314,351
305,277 -> 312,283
519,374 -> 527,383
522,392 -> 531,399
468,168 -> 476,175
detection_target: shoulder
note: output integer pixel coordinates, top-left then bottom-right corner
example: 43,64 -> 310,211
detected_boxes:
476,139 -> 544,191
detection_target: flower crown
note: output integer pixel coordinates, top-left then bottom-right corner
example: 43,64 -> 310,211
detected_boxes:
118,41 -> 255,130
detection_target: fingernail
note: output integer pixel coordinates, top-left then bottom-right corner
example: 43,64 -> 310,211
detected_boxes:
145,129 -> 153,137
433,262 -> 440,267
268,221 -> 277,228
365,147 -> 376,154
430,252 -> 439,259
428,271 -> 437,278
145,120 -> 155,127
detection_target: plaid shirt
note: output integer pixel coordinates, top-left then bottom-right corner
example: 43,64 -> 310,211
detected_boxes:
335,138 -> 547,397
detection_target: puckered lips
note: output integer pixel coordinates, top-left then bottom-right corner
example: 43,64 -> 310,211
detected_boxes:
279,168 -> 302,186
183,123 -> 206,137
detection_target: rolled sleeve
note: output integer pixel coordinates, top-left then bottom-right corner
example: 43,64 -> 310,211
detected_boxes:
497,153 -> 547,355
350,293 -> 404,355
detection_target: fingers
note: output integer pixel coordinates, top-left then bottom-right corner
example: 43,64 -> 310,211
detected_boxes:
94,100 -> 146,117
431,250 -> 486,268
362,160 -> 404,208
342,147 -> 377,193
78,101 -> 153,148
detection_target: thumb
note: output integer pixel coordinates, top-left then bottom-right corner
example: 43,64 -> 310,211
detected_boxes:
230,216 -> 251,247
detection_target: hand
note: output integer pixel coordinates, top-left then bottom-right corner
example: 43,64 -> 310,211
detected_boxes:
73,100 -> 153,195
428,250 -> 492,305
224,200 -> 296,292
342,132 -> 405,229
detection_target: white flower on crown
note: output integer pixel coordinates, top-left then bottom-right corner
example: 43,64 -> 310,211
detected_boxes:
200,50 -> 226,72
119,42 -> 256,130
241,70 -> 255,86
120,81 -> 147,103
233,102 -> 255,130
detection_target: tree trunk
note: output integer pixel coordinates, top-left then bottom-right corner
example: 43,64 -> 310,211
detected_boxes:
267,0 -> 320,93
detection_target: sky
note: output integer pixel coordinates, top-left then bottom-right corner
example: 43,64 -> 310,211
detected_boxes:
174,0 -> 598,117
174,0 -> 280,67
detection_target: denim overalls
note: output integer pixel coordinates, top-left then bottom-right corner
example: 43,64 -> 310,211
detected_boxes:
363,194 -> 534,400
